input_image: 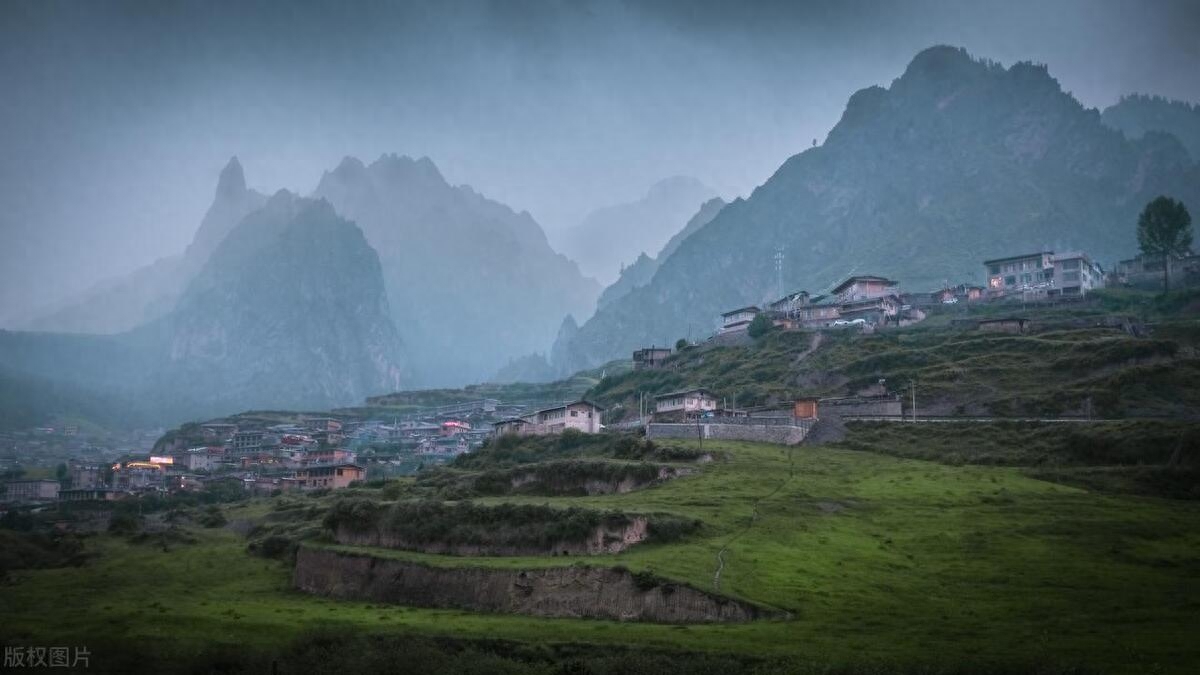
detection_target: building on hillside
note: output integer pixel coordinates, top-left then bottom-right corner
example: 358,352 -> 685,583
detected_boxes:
230,430 -> 265,457
491,400 -> 605,438
1112,253 -> 1200,289
111,461 -> 166,491
68,461 -> 103,489
3,479 -> 61,503
792,398 -> 820,420
984,252 -> 1055,298
719,306 -> 761,333
59,487 -> 121,502
831,276 -> 900,303
440,420 -> 470,436
527,400 -> 605,434
1050,252 -> 1105,297
289,463 -> 365,490
839,294 -> 901,324
632,347 -> 673,370
978,317 -> 1033,334
492,418 -> 533,437
654,388 -> 719,421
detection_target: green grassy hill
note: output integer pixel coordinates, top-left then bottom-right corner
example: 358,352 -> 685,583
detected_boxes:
588,289 -> 1200,420
4,426 -> 1199,674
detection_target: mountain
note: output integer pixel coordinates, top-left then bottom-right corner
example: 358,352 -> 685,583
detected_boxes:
553,46 -> 1200,371
554,176 -> 718,284
1103,94 -> 1200,161
137,191 -> 407,414
26,157 -> 267,334
0,191 -> 407,421
594,197 -> 726,311
312,154 -> 600,387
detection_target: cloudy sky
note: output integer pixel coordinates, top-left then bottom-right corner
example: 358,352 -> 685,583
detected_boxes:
2,0 -> 1198,323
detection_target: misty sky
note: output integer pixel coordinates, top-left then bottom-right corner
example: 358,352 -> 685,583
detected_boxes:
2,0 -> 1199,324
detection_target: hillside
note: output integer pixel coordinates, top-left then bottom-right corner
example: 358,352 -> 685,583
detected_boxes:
585,289 -> 1200,421
556,46 -> 1200,370
4,424 -> 1198,672
1103,93 -> 1200,161
313,154 -> 600,387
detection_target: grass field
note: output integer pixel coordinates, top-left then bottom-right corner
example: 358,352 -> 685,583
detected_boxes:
4,435 -> 1199,674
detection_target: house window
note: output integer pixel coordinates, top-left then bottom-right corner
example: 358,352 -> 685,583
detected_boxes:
989,265 -> 1000,275
1004,276 -> 1016,286
570,410 -> 578,417
1063,271 -> 1080,283
1061,259 -> 1080,270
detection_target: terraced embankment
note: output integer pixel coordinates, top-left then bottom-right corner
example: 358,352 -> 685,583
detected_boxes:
293,545 -> 764,623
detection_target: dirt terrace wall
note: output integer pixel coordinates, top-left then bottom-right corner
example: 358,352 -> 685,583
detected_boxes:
334,516 -> 649,557
294,546 -> 763,623
646,423 -> 809,445
509,465 -> 693,496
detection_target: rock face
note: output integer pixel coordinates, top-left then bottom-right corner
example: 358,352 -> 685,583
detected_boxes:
313,154 -> 600,387
554,46 -> 1200,371
294,547 -> 762,623
333,516 -> 648,556
554,176 -> 718,284
27,157 -> 266,335
137,191 -> 407,414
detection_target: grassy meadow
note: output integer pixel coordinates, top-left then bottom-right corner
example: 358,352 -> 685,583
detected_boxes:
3,434 -> 1199,674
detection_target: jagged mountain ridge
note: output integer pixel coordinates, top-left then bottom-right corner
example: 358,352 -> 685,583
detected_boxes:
1103,93 -> 1200,162
553,46 -> 1200,371
25,157 -> 267,335
595,197 -> 727,311
554,176 -> 718,284
313,154 -> 600,387
136,191 -> 407,413
0,191 -> 408,422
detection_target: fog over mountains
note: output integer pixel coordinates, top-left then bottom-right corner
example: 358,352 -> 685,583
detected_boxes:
550,46 -> 1200,372
553,176 -> 718,284
3,42 -> 1200,424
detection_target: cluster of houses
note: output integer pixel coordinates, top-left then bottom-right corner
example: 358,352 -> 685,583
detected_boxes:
709,250 -> 1124,337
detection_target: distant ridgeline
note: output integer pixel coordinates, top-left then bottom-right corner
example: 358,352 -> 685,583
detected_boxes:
1103,93 -> 1200,162
0,192 -> 408,425
1,152 -> 605,426
551,46 -> 1200,372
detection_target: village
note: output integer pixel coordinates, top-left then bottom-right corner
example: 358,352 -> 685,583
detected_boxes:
2,248 -> 1196,509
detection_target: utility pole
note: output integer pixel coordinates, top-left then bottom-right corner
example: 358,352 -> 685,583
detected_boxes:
910,379 -> 917,423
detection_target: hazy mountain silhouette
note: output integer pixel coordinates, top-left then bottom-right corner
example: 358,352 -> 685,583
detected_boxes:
26,157 -> 266,334
313,154 -> 599,387
554,176 -> 718,284
1103,93 -> 1200,161
553,46 -> 1200,371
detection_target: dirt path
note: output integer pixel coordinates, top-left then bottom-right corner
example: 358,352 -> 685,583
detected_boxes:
792,331 -> 824,365
713,447 -> 795,592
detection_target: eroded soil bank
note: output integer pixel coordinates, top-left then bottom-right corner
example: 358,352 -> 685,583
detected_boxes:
294,546 -> 763,623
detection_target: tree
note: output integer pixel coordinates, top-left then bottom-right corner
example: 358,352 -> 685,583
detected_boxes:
1137,196 -> 1193,294
674,338 -> 688,351
747,313 -> 774,339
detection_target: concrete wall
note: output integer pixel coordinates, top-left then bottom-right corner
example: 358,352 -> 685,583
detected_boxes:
818,396 -> 902,418
646,421 -> 811,445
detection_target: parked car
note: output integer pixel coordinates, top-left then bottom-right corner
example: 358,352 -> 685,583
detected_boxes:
942,297 -> 959,304
834,318 -> 867,326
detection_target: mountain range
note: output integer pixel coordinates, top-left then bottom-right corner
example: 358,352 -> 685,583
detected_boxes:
312,154 -> 599,387
26,158 -> 267,335
1102,94 -> 1200,162
553,176 -> 718,284
0,190 -> 406,422
551,45 -> 1200,372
